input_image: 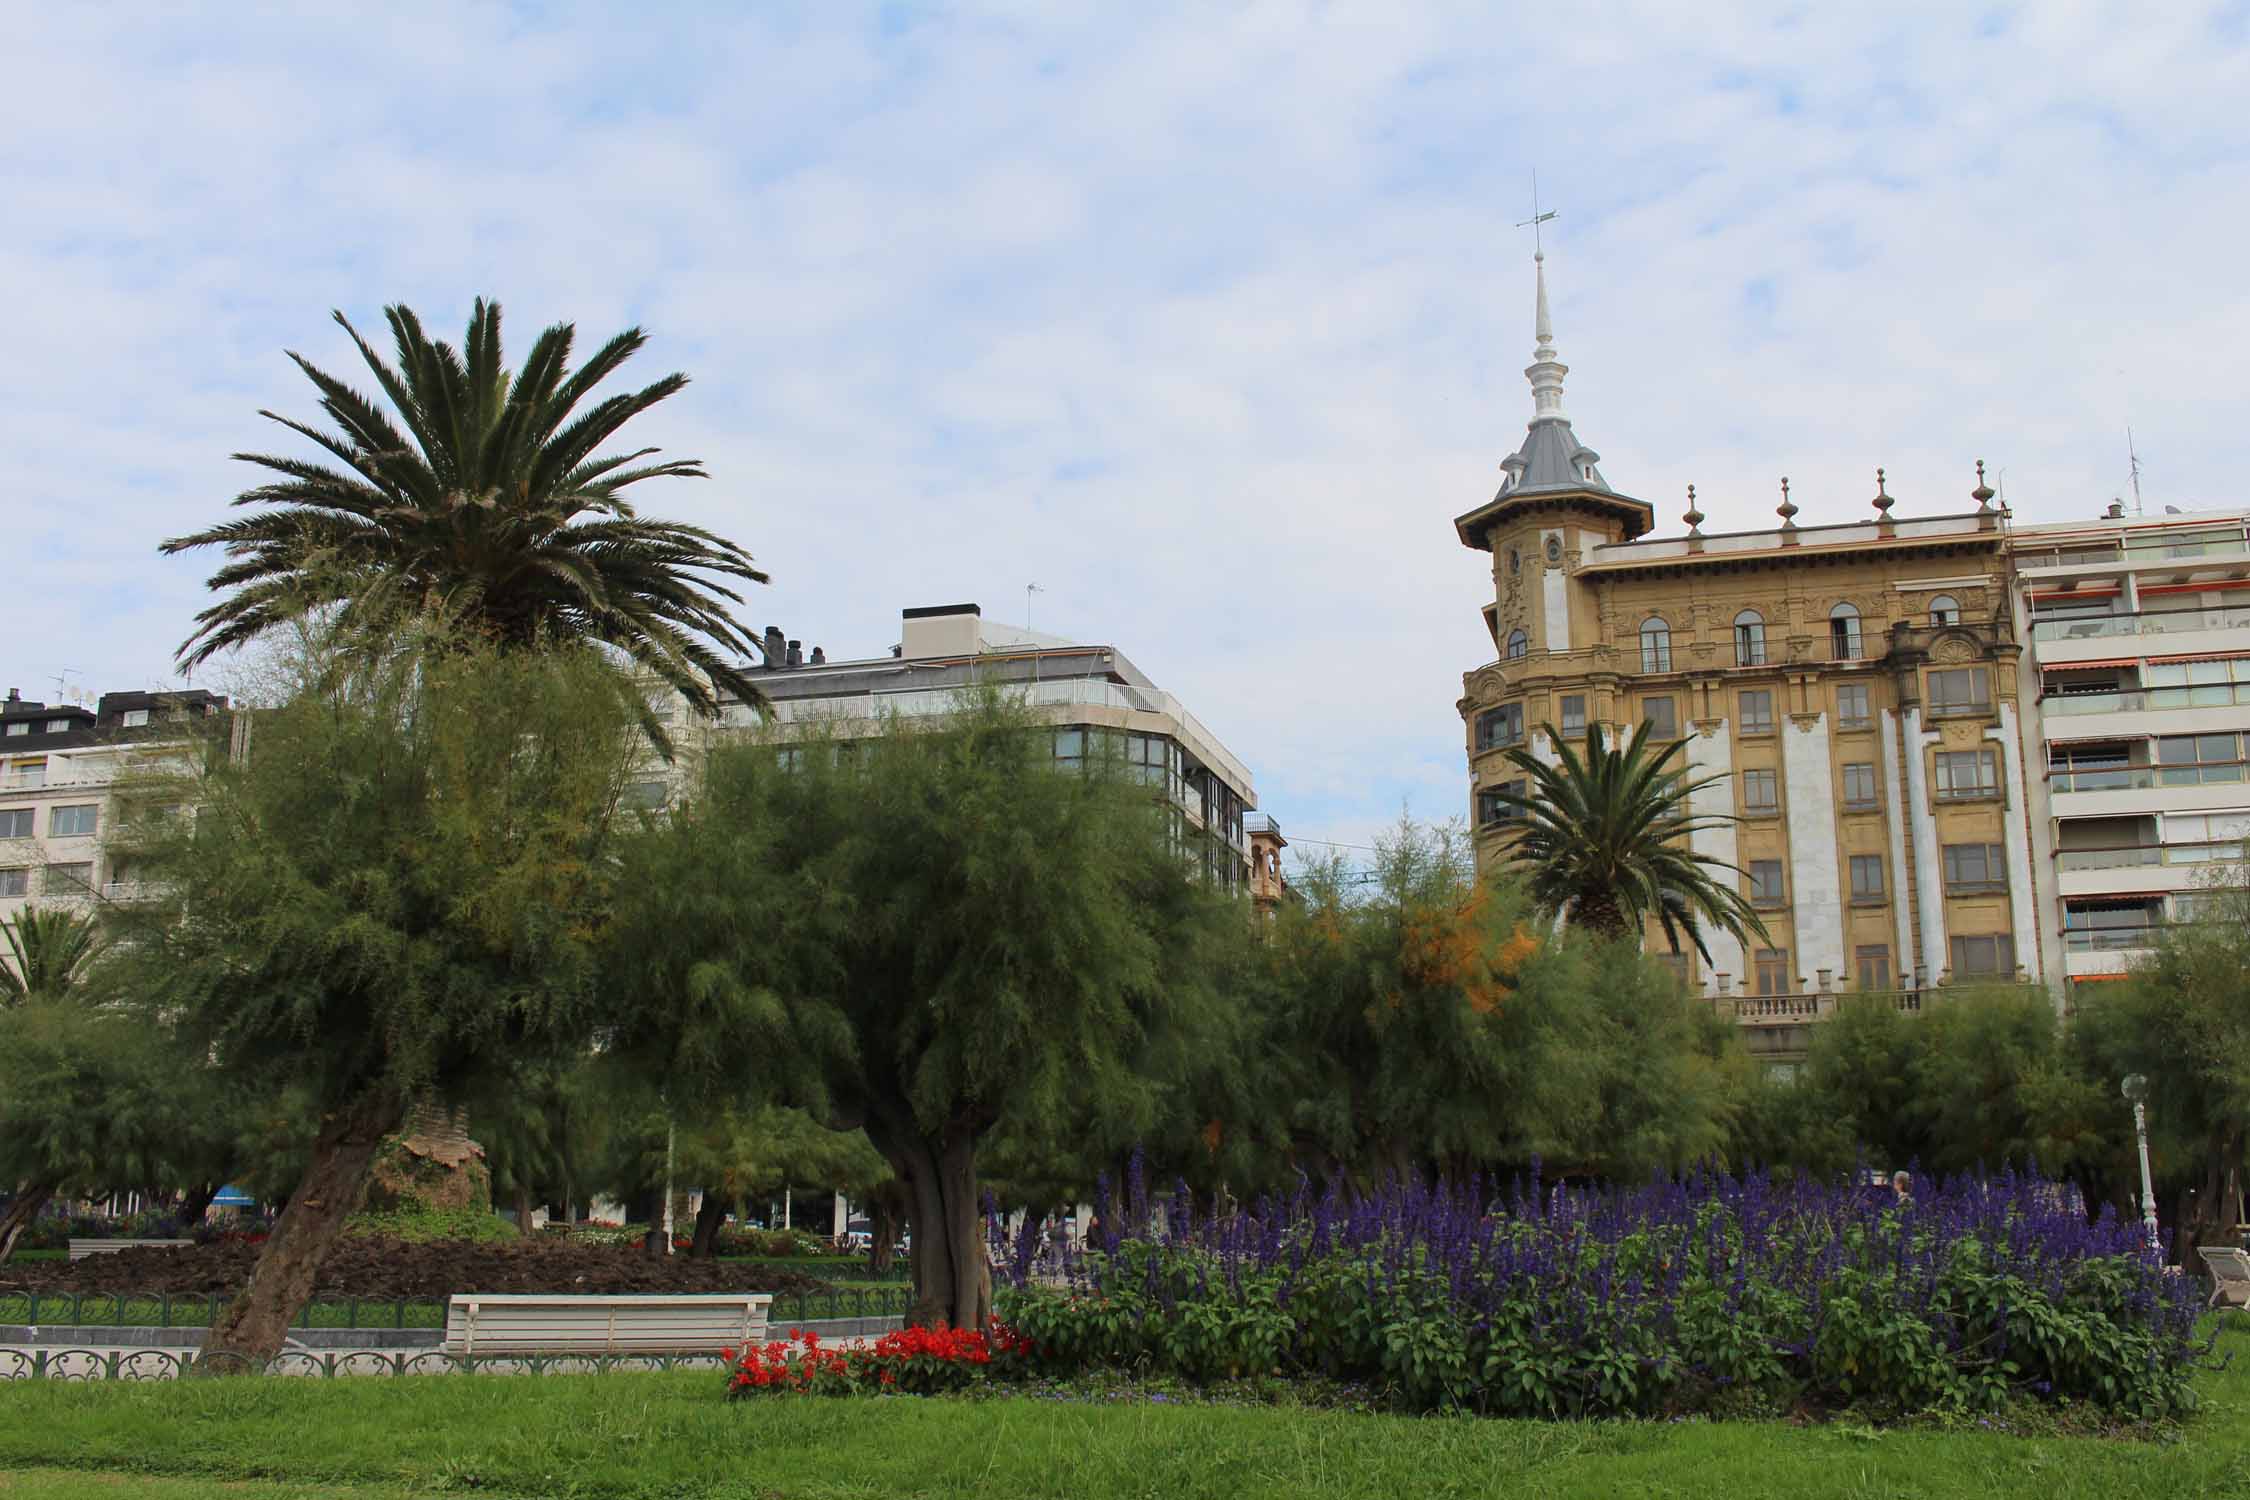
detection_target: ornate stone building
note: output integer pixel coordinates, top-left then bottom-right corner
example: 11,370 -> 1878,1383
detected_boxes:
1455,256 -> 2036,1037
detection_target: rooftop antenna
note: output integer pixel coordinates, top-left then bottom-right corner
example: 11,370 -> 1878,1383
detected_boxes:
2128,428 -> 2145,516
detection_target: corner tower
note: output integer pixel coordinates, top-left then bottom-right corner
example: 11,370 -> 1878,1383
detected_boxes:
1454,252 -> 1653,661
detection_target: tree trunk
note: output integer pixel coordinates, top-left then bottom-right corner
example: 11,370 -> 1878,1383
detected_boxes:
0,1180 -> 59,1264
688,1188 -> 729,1258
513,1184 -> 536,1238
179,1180 -> 220,1229
880,1122 -> 990,1332
203,1090 -> 403,1366
868,1189 -> 901,1277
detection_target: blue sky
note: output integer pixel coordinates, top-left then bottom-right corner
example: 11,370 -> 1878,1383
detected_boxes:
9,2 -> 2250,858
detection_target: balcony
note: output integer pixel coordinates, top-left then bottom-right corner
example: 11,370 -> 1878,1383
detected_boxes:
2061,924 -> 2164,952
2031,602 -> 2250,645
2044,684 -> 2250,716
2057,840 -> 2245,873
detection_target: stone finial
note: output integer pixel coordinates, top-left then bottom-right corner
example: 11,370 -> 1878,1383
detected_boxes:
1972,458 -> 1996,512
1776,476 -> 1798,529
1872,467 -> 1895,517
1683,483 -> 1705,537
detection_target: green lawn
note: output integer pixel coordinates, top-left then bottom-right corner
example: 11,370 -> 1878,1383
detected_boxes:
3,1322 -> 2245,1500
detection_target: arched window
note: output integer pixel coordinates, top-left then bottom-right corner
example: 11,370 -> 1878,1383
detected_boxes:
1506,628 -> 1529,660
1929,595 -> 1961,627
1733,610 -> 1767,667
1639,617 -> 1672,673
1829,602 -> 1863,660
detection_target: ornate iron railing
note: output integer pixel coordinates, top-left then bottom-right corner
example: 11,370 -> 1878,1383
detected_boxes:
0,1285 -> 911,1330
0,1348 -> 738,1380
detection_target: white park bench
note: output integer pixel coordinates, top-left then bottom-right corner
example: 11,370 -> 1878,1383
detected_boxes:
2197,1246 -> 2250,1311
66,1238 -> 193,1261
440,1293 -> 772,1357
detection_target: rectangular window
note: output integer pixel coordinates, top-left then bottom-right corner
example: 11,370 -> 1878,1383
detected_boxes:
1747,859 -> 1785,905
1477,780 -> 1528,827
1942,842 -> 2009,892
1849,854 -> 1886,900
1741,769 -> 1778,812
1830,615 -> 1863,660
121,709 -> 151,727
41,862 -> 92,896
1856,945 -> 1891,991
1641,633 -> 1672,673
0,867 -> 27,896
1754,948 -> 1791,995
1841,763 -> 1878,808
49,804 -> 98,838
7,761 -> 44,788
1740,690 -> 1775,735
1559,695 -> 1586,736
1837,683 -> 1871,729
3,723 -> 26,737
1927,668 -> 1992,716
1476,704 -> 1525,751
1641,696 -> 1677,740
1949,933 -> 2016,978
1933,749 -> 2001,800
2156,733 -> 2244,786
0,808 -> 32,839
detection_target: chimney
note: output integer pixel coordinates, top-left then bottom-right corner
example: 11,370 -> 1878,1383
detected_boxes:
763,626 -> 786,669
809,646 -> 826,665
786,640 -> 803,669
4,688 -> 16,704
2105,499 -> 2126,519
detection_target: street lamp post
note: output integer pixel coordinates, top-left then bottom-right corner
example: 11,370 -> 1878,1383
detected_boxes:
2122,1074 -> 2161,1254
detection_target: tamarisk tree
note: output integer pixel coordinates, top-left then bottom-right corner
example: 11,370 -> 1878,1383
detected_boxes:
111,633 -> 641,1362
606,692 -> 1224,1330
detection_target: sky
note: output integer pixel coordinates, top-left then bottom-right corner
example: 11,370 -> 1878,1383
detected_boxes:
8,2 -> 2250,861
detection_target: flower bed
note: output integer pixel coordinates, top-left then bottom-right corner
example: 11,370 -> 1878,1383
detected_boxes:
990,1165 -> 2209,1423
724,1322 -> 1034,1397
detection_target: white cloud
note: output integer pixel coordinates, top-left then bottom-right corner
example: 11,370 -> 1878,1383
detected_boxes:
7,1 -> 2249,854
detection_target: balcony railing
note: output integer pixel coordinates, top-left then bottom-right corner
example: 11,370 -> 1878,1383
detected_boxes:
2048,762 -> 2250,792
2044,684 -> 2250,715
2056,840 -> 2246,872
2032,603 -> 2250,644
1713,989 -> 1937,1025
2061,924 -> 2165,952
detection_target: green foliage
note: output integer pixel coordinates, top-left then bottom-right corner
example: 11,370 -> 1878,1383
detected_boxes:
1493,721 -> 1768,957
0,905 -> 104,1007
109,631 -> 644,1122
0,998 -> 218,1206
159,298 -> 771,736
344,1205 -> 518,1244
1236,817 -> 1742,1185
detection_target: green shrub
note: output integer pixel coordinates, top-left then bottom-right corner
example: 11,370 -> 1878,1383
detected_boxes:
344,1205 -> 518,1244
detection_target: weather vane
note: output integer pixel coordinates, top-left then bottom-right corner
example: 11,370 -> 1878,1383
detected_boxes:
1514,169 -> 1557,257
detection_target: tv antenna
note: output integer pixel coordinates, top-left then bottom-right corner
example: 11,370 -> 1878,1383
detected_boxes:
2128,429 -> 2145,516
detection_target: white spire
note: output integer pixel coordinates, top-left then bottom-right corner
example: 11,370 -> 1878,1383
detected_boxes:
1525,250 -> 1568,422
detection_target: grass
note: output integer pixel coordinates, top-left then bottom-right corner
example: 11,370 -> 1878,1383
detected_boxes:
1,1321 -> 2244,1499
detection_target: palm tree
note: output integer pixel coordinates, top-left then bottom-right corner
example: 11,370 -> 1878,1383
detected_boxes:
1491,722 -> 1767,962
161,299 -> 770,729
0,904 -> 103,1007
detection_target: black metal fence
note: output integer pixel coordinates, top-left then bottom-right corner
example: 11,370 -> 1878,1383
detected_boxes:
0,1285 -> 911,1331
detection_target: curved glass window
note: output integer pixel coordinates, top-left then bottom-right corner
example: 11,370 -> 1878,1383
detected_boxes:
1639,617 -> 1671,673
1929,595 -> 1961,627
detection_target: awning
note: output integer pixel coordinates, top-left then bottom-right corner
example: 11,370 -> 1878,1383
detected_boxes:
2139,578 -> 2250,596
2070,972 -> 2134,984
2143,650 -> 2250,665
2029,586 -> 2122,601
2041,658 -> 2140,672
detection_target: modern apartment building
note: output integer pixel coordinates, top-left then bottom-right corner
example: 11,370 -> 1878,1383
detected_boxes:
0,687 -> 229,932
665,604 -> 1261,894
1454,258 -> 2047,1057
2010,507 -> 2250,997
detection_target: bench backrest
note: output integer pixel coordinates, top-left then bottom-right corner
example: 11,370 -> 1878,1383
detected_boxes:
65,1238 -> 195,1261
2199,1246 -> 2250,1282
442,1293 -> 772,1356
